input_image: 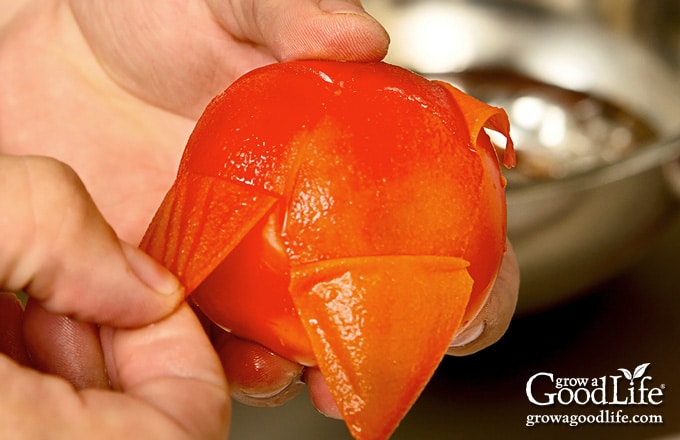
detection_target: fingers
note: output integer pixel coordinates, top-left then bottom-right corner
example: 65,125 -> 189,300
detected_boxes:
22,299 -> 109,389
447,240 -> 520,356
212,330 -> 304,407
0,154 -> 227,437
305,367 -> 342,419
67,0 -> 388,119
97,303 -> 230,439
211,328 -> 342,419
0,304 -> 230,440
0,156 -> 183,328
210,0 -> 390,62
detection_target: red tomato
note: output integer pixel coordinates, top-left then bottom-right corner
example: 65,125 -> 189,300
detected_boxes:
141,60 -> 514,440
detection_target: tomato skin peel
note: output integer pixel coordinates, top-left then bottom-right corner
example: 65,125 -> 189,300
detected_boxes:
140,60 -> 514,439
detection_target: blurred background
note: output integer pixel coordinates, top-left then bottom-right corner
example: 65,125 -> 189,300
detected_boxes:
230,1 -> 680,438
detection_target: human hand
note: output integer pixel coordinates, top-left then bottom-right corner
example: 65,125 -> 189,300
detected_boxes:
0,156 -> 229,439
0,0 -> 518,422
1,0 -> 391,244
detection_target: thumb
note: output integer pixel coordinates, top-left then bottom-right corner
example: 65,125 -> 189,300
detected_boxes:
210,0 -> 390,61
0,155 -> 183,327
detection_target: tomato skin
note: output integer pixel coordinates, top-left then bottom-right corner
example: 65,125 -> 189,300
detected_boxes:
140,60 -> 514,440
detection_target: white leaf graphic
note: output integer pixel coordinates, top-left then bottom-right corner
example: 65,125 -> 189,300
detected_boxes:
633,363 -> 651,380
618,368 -> 632,381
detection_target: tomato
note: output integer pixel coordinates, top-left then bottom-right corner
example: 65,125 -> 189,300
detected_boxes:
140,60 -> 514,440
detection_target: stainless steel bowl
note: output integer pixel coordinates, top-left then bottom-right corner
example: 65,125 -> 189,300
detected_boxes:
365,0 -> 680,313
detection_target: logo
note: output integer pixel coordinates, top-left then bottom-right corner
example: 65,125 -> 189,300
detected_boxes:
525,363 -> 665,427
526,362 -> 664,406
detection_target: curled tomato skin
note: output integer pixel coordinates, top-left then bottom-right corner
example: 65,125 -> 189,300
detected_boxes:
140,60 -> 514,440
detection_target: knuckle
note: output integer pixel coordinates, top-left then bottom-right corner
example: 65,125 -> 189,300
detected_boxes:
0,156 -> 104,292
23,157 -> 103,246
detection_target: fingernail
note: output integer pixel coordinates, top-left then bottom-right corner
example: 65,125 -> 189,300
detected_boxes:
121,242 -> 182,296
449,321 -> 485,348
232,375 -> 305,407
316,398 -> 343,420
319,0 -> 370,17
